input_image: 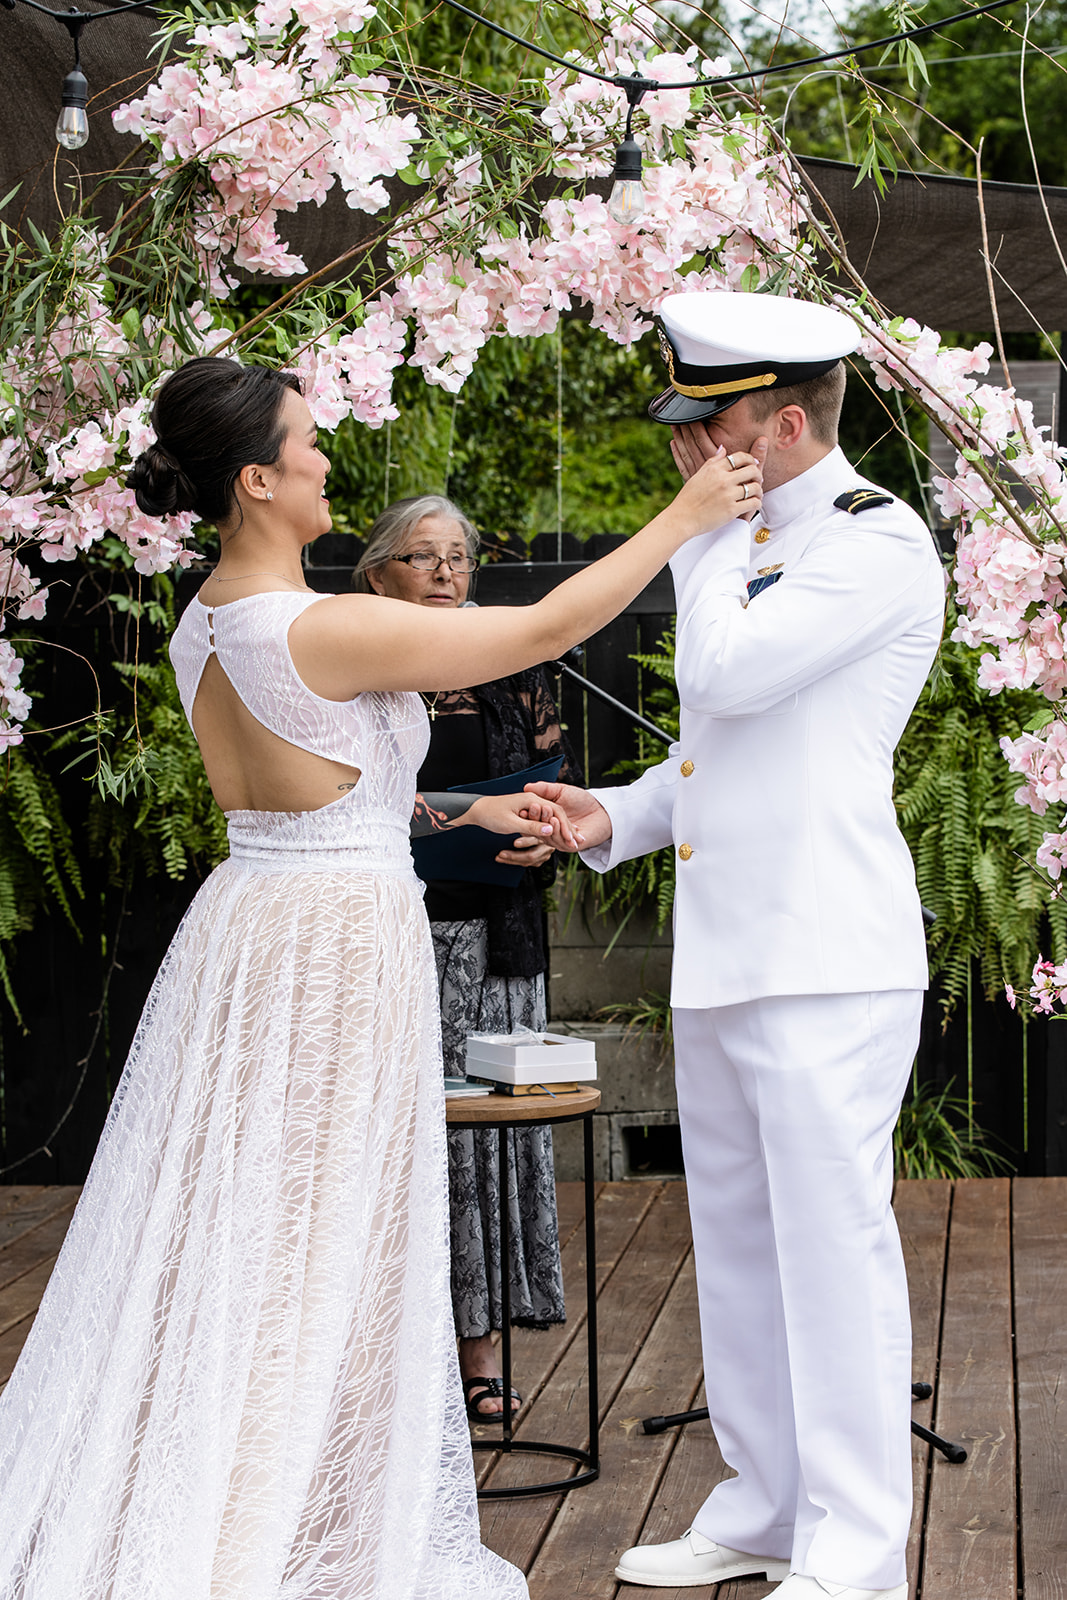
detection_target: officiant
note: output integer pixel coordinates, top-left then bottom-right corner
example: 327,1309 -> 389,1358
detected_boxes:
356,496 -> 581,1423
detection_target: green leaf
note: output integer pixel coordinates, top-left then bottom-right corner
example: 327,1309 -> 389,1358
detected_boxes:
120,307 -> 142,343
739,264 -> 762,294
1023,707 -> 1057,733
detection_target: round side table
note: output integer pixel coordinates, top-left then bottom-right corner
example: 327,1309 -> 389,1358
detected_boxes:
446,1084 -> 601,1499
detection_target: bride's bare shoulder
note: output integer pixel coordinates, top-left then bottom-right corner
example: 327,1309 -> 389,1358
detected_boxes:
293,591 -> 421,635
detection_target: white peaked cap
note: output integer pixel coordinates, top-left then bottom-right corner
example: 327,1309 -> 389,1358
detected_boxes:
649,291 -> 862,425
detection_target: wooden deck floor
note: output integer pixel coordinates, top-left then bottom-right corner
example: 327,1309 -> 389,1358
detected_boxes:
0,1180 -> 1063,1598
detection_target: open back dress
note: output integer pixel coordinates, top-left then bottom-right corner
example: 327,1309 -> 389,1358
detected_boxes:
0,590 -> 527,1600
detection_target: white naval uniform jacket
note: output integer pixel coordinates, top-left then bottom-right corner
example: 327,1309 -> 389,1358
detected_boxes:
581,447 -> 947,1009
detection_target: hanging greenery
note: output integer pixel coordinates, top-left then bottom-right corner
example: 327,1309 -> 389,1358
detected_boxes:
560,621 -> 678,949
0,739 -> 82,1020
71,649 -> 230,888
895,611 -> 1067,1014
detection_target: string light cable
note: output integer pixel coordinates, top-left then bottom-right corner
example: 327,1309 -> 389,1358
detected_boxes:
437,0 -> 1023,220
1,0 -> 1025,173
438,0 -> 1024,92
2,0 -> 156,150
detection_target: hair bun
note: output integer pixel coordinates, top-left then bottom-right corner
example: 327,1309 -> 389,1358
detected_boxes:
128,440 -> 198,518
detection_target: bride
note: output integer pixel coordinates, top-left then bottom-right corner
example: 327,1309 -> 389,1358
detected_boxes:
0,356 -> 763,1600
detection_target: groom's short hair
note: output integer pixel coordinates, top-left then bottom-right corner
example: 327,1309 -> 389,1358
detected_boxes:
743,360 -> 847,446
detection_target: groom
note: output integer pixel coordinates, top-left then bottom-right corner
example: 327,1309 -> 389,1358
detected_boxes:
532,291 -> 946,1600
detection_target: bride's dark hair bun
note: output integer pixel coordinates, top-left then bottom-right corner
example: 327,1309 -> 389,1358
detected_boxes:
128,356 -> 302,522
128,441 -> 198,518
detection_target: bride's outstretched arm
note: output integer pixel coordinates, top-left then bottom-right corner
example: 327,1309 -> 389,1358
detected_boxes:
291,442 -> 766,699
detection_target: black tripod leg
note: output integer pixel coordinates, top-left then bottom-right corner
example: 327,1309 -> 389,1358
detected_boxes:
642,1406 -> 709,1436
910,1419 -> 967,1464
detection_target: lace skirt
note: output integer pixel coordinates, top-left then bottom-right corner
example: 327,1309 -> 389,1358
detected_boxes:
0,856 -> 526,1600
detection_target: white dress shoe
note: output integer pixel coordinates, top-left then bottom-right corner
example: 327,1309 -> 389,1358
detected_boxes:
615,1528 -> 791,1587
771,1576 -> 908,1600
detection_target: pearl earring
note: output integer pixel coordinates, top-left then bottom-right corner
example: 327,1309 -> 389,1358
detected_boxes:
266,492 -> 273,501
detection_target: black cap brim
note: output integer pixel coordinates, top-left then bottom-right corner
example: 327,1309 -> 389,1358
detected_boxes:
647,385 -> 746,426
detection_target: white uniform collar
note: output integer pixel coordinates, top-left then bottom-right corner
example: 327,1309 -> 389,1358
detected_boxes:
759,445 -> 852,531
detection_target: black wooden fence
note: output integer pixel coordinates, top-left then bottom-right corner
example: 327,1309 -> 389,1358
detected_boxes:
1,538 -> 1064,1181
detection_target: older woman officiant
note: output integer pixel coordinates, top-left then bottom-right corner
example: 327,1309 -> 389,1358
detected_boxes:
355,496 -> 581,1421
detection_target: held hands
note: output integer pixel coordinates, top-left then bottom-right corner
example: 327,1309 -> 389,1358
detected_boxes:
522,782 -> 612,853
467,791 -> 585,852
670,428 -> 767,528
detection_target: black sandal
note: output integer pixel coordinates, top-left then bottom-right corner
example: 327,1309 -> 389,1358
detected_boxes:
463,1375 -> 522,1423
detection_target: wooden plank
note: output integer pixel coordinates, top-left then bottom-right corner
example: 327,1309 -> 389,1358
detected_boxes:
0,1187 -> 45,1225
0,1186 -> 80,1253
0,1199 -> 77,1293
629,1379 -> 746,1600
556,1181 -> 599,1251
0,1308 -> 42,1388
1014,1176 -> 1067,1600
525,1251 -> 705,1599
479,1182 -> 695,1571
0,1255 -> 59,1350
920,1179 -> 1015,1600
475,1183 -> 661,1485
893,1178 -> 952,1598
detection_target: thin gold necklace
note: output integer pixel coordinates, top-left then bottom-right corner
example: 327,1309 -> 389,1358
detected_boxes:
211,570 -> 311,591
421,691 -> 443,722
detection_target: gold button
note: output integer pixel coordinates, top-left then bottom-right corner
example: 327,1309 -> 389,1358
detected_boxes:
678,843 -> 693,861
680,759 -> 694,777
754,527 -> 771,545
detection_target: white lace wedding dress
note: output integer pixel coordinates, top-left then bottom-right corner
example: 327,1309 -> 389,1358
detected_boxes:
0,592 -> 527,1600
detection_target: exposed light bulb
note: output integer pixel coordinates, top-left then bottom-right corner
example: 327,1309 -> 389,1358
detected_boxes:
607,133 -> 644,226
608,177 -> 645,226
56,67 -> 89,151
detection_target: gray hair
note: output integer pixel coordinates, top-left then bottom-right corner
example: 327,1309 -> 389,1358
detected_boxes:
352,495 -> 479,592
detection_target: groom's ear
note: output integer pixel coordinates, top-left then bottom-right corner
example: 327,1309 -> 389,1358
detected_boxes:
771,405 -> 806,451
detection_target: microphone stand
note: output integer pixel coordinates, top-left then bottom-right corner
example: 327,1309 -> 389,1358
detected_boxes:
552,647 -> 673,748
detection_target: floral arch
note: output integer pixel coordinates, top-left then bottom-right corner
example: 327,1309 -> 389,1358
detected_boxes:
1,0 -> 1065,1007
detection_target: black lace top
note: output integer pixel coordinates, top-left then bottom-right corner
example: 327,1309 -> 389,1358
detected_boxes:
416,666 -> 582,978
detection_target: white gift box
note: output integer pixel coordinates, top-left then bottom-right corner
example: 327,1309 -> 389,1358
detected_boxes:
464,1030 -> 597,1085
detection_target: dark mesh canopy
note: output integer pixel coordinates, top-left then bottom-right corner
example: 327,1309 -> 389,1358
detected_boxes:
799,157 -> 1067,333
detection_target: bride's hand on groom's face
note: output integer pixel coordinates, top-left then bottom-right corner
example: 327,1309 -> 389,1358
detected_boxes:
522,782 -> 612,851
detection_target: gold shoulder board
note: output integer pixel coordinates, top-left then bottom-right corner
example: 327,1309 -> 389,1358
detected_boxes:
833,489 -> 895,515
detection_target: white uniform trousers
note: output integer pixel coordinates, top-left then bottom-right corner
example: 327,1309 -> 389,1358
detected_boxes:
673,990 -> 923,1590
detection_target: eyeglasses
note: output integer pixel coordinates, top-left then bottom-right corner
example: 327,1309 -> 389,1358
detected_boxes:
390,552 -> 478,574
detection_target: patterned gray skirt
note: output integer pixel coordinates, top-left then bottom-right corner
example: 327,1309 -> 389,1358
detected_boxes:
431,919 -> 566,1338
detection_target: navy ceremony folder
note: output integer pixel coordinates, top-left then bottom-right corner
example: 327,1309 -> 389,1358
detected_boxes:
410,753 -> 565,887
